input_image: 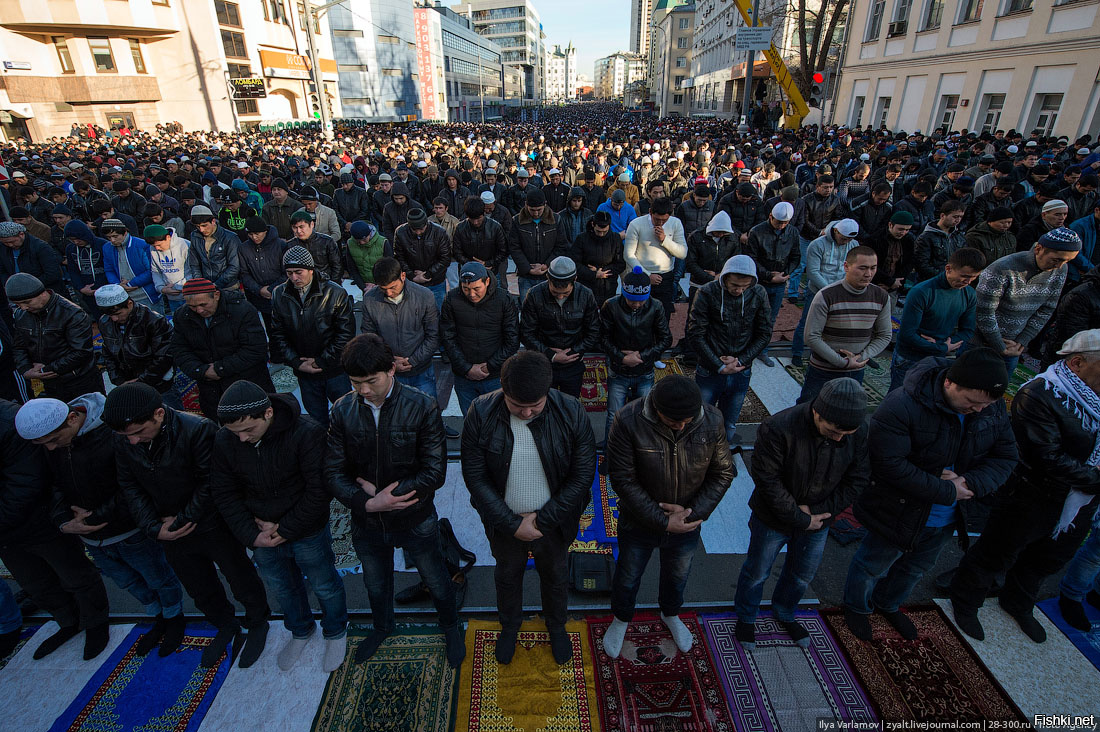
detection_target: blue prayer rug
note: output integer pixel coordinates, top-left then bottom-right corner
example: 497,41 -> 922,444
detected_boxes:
1038,596 -> 1100,673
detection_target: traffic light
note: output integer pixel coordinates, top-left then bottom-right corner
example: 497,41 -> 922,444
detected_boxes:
809,71 -> 827,108
309,93 -> 321,119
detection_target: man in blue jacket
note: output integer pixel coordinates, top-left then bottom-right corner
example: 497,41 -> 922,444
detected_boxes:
101,218 -> 158,307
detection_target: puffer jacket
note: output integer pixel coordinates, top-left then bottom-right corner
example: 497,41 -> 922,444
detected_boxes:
964,222 -> 1015,267
914,223 -> 966,281
510,207 -> 565,279
346,224 -> 392,287
855,358 -> 1018,551
239,226 -> 288,313
359,280 -> 438,375
749,401 -> 870,533
439,274 -> 519,378
460,388 -> 596,542
718,192 -> 766,234
169,288 -> 270,385
607,392 -> 734,533
291,232 -> 342,283
745,219 -> 801,284
332,184 -> 372,229
452,216 -> 507,270
117,407 -> 220,538
393,221 -> 451,287
675,197 -> 716,237
686,254 -> 773,372
380,183 -> 414,242
98,301 -> 173,389
0,233 -> 64,295
269,275 -> 355,379
185,223 -> 241,289
519,280 -> 601,358
325,380 -> 445,532
0,400 -> 53,548
1044,269 -> 1100,364
800,190 -> 842,240
600,295 -> 671,376
571,224 -> 626,305
63,220 -> 109,294
685,213 -> 740,286
211,393 -> 330,546
103,234 -> 160,303
11,292 -> 97,380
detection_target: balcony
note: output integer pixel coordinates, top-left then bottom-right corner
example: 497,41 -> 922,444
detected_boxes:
0,0 -> 179,38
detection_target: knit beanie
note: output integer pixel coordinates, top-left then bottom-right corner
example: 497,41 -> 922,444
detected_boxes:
1038,227 -> 1082,252
94,283 -> 130,308
244,216 -> 267,234
812,378 -> 867,430
946,347 -> 1008,397
1042,199 -> 1068,213
525,188 -> 546,207
622,266 -> 651,302
283,245 -> 315,270
547,256 -> 576,283
406,208 -> 428,227
889,210 -> 914,226
15,398 -> 70,440
217,380 -> 271,423
500,351 -> 552,404
349,220 -> 374,239
189,204 -> 214,219
181,278 -> 218,297
650,375 -> 702,421
4,273 -> 45,301
102,382 -> 163,429
143,224 -> 168,240
271,178 -> 290,191
289,210 -> 314,224
339,172 -> 355,184
53,204 -> 73,217
987,207 -> 1013,223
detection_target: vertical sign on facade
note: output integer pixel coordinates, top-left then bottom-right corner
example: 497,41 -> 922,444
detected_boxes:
414,8 -> 438,121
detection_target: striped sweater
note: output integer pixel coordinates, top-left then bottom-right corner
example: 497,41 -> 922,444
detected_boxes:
973,250 -> 1066,353
805,280 -> 892,372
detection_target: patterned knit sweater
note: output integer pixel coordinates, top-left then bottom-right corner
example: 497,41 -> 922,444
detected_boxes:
805,279 -> 892,372
973,250 -> 1066,353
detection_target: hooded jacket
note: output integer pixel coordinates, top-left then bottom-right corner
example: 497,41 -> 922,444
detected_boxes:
686,254 -> 773,373
98,301 -> 174,389
685,211 -> 740,286
63,220 -> 109,293
239,225 -> 288,313
231,178 -> 265,213
438,172 -> 471,219
380,182 -> 414,243
805,221 -> 859,297
103,233 -> 159,303
915,222 -> 966,281
148,227 -> 190,302
557,200 -> 594,246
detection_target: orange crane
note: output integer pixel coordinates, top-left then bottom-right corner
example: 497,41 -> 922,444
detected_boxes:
730,0 -> 810,128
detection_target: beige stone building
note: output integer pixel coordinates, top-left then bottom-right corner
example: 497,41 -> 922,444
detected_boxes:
649,0 -> 694,117
0,0 -> 341,141
834,0 -> 1100,137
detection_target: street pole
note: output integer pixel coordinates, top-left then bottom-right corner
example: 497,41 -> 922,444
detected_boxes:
826,0 -> 855,127
224,71 -> 241,133
741,0 -> 761,129
302,0 -> 349,141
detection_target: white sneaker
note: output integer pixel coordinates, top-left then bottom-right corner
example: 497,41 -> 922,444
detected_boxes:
277,628 -> 315,671
661,613 -> 693,653
654,360 -> 666,369
602,618 -> 628,659
322,635 -> 348,673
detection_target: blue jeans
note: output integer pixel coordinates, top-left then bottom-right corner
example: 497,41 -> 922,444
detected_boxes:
695,365 -> 752,443
1059,509 -> 1100,602
889,351 -> 920,393
429,282 -> 446,310
397,368 -> 437,400
253,526 -> 348,639
673,257 -> 687,295
734,514 -> 830,624
786,236 -> 812,296
611,515 -> 701,621
352,510 -> 458,633
798,364 -> 864,405
86,532 -> 184,619
298,373 -> 352,426
454,374 -> 501,415
843,525 -> 952,614
790,290 -> 817,360
518,276 -> 540,306
760,283 -> 786,357
0,580 -> 22,634
605,372 -> 654,447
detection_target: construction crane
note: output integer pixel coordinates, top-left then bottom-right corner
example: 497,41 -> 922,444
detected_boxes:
730,0 -> 810,129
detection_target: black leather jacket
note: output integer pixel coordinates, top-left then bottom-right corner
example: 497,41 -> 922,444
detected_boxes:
211,393 -> 330,546
460,389 -> 596,541
511,208 -> 566,278
600,295 -> 671,376
393,222 -> 451,287
686,277 -> 773,373
519,280 -> 601,359
685,230 -> 741,286
169,289 -> 270,384
452,217 -> 507,270
269,276 -> 355,378
439,275 -> 519,378
607,394 -> 735,534
0,400 -> 54,547
745,220 -> 801,284
293,232 -> 343,282
117,407 -> 220,538
333,185 -> 372,228
11,292 -> 97,380
98,302 -> 174,389
749,402 -> 870,534
325,380 -> 445,532
801,191 -> 842,240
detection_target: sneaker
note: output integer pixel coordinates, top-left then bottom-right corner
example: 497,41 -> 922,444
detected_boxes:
549,628 -> 573,665
779,619 -> 810,647
1001,601 -> 1046,643
880,610 -> 917,640
843,609 -> 873,642
952,606 -> 985,641
791,355 -> 804,368
734,620 -> 756,651
757,354 -> 775,368
495,627 -> 518,665
654,360 -> 666,370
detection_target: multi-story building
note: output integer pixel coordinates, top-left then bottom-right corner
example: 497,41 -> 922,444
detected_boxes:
835,0 -> 1100,137
630,0 -> 654,56
453,0 -> 545,104
594,52 -> 646,101
0,0 -> 341,140
545,43 -> 576,101
650,0 -> 694,117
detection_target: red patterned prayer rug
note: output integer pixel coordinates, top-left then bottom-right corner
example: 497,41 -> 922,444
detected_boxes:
588,613 -> 736,732
821,605 -> 1028,723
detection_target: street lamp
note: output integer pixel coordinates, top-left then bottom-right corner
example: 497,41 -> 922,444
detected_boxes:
301,0 -> 348,141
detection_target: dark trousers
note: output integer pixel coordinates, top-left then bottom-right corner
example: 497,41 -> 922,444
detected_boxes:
488,530 -> 570,631
43,368 -> 105,402
197,371 -> 276,421
651,273 -> 675,331
0,534 -> 109,629
951,482 -> 1099,615
297,373 -> 351,427
550,360 -> 585,398
611,515 -> 701,621
798,364 -> 864,405
160,523 -> 270,631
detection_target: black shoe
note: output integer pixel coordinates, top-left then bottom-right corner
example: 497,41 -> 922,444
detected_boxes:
445,626 -> 466,668
136,615 -> 167,656
791,356 -> 804,368
32,625 -> 80,660
952,604 -> 985,641
201,625 -> 238,668
238,621 -> 269,669
549,628 -> 572,665
0,628 -> 20,659
735,620 -> 756,651
843,609 -> 873,641
779,619 -> 810,647
354,628 -> 393,664
598,454 -> 609,477
495,627 -> 518,665
1087,590 -> 1100,613
881,610 -> 917,640
444,424 -> 460,439
757,354 -> 775,368
1001,601 -> 1046,643
159,615 -> 186,657
83,621 -> 110,660
866,358 -> 881,370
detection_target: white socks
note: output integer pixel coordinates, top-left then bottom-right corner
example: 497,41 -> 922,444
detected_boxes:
277,633 -> 313,671
322,636 -> 348,673
602,618 -> 629,659
661,613 -> 693,653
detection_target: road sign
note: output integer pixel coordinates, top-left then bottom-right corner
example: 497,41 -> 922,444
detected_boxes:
229,77 -> 267,100
735,26 -> 773,51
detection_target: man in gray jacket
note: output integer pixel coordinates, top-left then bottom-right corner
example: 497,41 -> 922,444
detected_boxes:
297,187 -> 344,243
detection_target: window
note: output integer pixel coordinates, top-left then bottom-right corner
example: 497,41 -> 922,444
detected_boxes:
377,35 -> 399,44
215,0 -> 241,26
127,39 -> 147,74
151,0 -> 169,5
673,94 -> 684,104
676,56 -> 687,67
1003,0 -> 1032,13
677,37 -> 689,48
875,96 -> 892,127
957,0 -> 983,22
297,1 -> 320,33
227,62 -> 258,115
381,68 -> 402,76
342,96 -> 372,105
866,0 -> 886,39
53,37 -> 74,74
979,93 -> 1005,132
1033,93 -> 1062,136
221,30 -> 247,58
338,64 -> 367,72
852,95 -> 866,126
679,17 -> 691,29
889,0 -> 912,33
937,94 -> 959,129
386,100 -> 405,108
332,29 -> 363,37
88,38 -> 116,72
921,0 -> 944,29
674,75 -> 685,87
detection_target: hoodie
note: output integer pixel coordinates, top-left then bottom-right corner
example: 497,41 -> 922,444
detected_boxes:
231,178 -> 265,213
63,219 -> 109,292
685,211 -> 740,286
686,254 -> 773,372
805,221 -> 859,297
148,227 -> 190,301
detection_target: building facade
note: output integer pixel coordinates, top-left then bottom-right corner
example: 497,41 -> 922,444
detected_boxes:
0,0 -> 341,140
545,43 -> 576,101
650,0 -> 694,117
835,0 -> 1100,137
413,3 -> 506,122
630,0 -> 653,56
594,52 -> 646,101
453,0 -> 545,104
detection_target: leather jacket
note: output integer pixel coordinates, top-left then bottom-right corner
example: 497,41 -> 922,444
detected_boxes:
599,295 -> 671,376
439,274 -> 519,378
745,220 -> 801,284
519,280 -> 601,359
460,389 -> 596,541
333,185 -> 372,227
510,208 -> 566,278
607,394 -> 735,534
294,232 -> 343,282
0,400 -> 55,547
393,222 -> 451,287
685,230 -> 741,286
800,191 -> 842,240
452,217 -> 507,271
98,302 -> 174,390
269,276 -> 355,378
11,292 -> 97,381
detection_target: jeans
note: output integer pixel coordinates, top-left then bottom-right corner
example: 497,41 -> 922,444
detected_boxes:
446,261 -> 459,290
790,290 -> 817,360
605,372 -> 654,447
428,283 -> 446,311
0,580 -> 20,635
889,351 -> 921,393
786,236 -> 812,296
798,364 -> 864,405
352,510 -> 458,633
454,374 -> 501,415
518,276 -> 540,306
760,283 -> 786,357
551,360 -> 585,398
673,258 -> 687,295
695,365 -> 752,443
0,534 -> 109,630
298,373 -> 352,426
86,532 -> 184,618
1059,509 -> 1100,601
489,530 -> 571,631
253,526 -> 348,639
611,515 -> 701,621
844,525 -> 952,615
959,341 -> 1017,381
734,514 -> 830,624
397,368 -> 437,401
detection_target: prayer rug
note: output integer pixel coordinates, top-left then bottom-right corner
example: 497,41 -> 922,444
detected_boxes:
311,625 -> 458,732
785,361 -> 891,408
47,623 -> 231,732
700,611 -> 876,731
821,605 -> 1027,723
0,624 -> 40,671
329,500 -> 363,576
827,505 -> 867,547
1038,596 -> 1100,673
455,618 -> 600,732
569,473 -> 620,559
588,613 -> 735,732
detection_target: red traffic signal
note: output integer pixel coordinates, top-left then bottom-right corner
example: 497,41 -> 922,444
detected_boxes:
812,72 -> 825,84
